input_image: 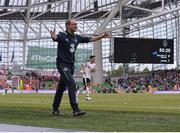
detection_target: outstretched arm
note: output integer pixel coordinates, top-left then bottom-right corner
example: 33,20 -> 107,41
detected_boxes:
90,32 -> 110,42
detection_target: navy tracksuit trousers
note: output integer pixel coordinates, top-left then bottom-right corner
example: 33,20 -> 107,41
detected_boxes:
52,64 -> 79,112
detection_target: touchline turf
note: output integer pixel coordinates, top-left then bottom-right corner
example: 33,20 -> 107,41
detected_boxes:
0,93 -> 180,131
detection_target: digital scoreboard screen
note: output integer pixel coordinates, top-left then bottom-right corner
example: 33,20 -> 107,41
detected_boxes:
113,37 -> 174,64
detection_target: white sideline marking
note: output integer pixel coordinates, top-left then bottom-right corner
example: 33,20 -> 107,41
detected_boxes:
0,124 -> 81,132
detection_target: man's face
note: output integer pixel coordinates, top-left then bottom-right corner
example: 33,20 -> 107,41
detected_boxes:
90,57 -> 95,63
68,20 -> 77,32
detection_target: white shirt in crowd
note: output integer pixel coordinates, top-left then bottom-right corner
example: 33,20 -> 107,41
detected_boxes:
6,79 -> 12,86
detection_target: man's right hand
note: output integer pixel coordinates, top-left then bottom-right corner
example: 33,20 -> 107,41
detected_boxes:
50,29 -> 57,40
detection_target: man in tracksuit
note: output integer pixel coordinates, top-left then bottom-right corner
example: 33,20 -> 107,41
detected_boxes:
50,19 -> 109,116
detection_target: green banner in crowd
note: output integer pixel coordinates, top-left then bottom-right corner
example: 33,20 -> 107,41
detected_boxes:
26,46 -> 92,70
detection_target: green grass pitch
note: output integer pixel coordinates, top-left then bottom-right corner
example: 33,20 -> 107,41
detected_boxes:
0,93 -> 180,131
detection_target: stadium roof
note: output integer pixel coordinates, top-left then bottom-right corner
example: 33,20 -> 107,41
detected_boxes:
0,0 -> 178,20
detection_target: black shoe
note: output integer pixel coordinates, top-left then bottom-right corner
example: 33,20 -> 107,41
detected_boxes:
52,110 -> 64,116
73,110 -> 86,116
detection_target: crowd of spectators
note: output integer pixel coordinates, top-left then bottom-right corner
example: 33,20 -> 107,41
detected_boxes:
1,69 -> 179,94
109,69 -> 180,93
